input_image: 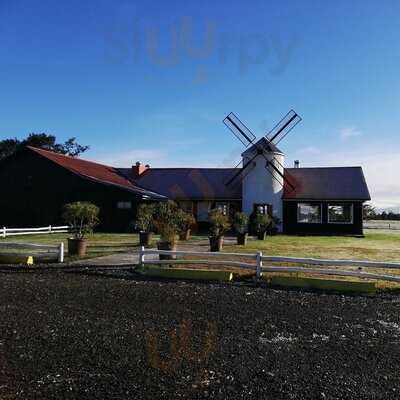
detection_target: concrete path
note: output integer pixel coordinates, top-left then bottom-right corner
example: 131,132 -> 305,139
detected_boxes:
70,236 -> 241,266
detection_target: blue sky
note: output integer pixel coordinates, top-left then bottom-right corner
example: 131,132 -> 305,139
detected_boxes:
1,0 -> 400,208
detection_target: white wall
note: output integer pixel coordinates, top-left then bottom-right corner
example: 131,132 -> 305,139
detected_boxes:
242,150 -> 284,231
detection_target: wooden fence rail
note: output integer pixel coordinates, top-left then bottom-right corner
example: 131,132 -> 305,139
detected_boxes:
0,242 -> 64,263
139,247 -> 400,283
1,225 -> 69,238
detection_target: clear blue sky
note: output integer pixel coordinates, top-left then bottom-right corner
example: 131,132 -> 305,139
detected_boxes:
1,0 -> 400,208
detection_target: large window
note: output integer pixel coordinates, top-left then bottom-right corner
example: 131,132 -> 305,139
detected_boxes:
328,204 -> 353,224
297,203 -> 321,223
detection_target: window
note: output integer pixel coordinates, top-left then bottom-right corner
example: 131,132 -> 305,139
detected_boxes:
117,201 -> 132,209
216,202 -> 229,216
254,204 -> 272,215
297,203 -> 321,223
328,204 -> 353,224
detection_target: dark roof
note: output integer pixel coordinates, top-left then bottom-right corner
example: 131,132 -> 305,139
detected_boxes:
284,167 -> 371,201
27,147 -> 166,199
242,137 -> 283,156
118,168 -> 242,200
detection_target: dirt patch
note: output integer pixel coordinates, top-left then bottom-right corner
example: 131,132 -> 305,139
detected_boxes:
0,271 -> 399,399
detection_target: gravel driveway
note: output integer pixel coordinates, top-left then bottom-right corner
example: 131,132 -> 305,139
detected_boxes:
0,271 -> 399,399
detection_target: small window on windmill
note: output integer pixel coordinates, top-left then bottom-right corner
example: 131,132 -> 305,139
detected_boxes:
117,201 -> 132,210
216,202 -> 229,216
254,204 -> 272,216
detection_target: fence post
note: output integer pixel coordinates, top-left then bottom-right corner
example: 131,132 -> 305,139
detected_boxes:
58,242 -> 64,263
49,225 -> 52,234
256,251 -> 262,280
139,246 -> 145,267
2,227 -> 5,238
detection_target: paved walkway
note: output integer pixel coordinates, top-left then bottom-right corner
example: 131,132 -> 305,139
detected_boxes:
70,237 -> 241,266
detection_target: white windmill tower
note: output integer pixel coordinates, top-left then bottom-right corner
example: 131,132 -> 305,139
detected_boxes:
223,111 -> 301,231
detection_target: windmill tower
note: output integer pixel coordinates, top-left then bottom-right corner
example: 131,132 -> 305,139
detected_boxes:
223,110 -> 301,231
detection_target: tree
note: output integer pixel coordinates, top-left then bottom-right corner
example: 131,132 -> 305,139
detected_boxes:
363,204 -> 377,220
0,133 -> 89,160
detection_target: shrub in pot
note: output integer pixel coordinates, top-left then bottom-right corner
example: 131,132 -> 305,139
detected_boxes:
254,212 -> 271,241
62,201 -> 99,257
177,209 -> 196,241
208,209 -> 231,252
135,203 -> 155,246
267,216 -> 281,236
233,212 -> 249,245
152,201 -> 181,260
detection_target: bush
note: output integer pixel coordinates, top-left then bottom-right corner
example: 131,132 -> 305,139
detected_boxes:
254,212 -> 271,235
152,201 -> 181,244
233,212 -> 249,234
208,209 -> 230,238
135,203 -> 155,232
176,209 -> 196,234
62,201 -> 99,239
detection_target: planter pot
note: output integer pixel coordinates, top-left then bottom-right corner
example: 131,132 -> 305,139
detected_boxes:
139,231 -> 153,246
257,231 -> 266,241
179,229 -> 191,241
209,236 -> 223,252
68,238 -> 87,257
157,241 -> 177,260
237,232 -> 248,246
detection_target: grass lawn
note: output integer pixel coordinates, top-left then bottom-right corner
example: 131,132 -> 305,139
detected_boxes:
225,230 -> 400,261
0,233 -> 142,262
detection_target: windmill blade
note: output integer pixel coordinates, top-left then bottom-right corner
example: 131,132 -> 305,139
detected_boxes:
266,109 -> 302,144
223,112 -> 256,147
265,157 -> 296,191
225,153 -> 258,186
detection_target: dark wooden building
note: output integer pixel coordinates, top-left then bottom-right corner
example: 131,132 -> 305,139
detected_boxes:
0,146 -> 165,231
0,146 -> 370,234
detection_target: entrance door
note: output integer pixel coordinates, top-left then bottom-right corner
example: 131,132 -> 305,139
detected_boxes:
197,201 -> 211,222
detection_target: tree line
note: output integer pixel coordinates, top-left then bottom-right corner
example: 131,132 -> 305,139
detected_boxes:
0,133 -> 89,160
363,204 -> 400,221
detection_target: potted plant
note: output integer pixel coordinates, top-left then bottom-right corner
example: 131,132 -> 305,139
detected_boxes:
62,201 -> 99,257
208,208 -> 231,252
152,201 -> 181,260
177,209 -> 196,241
136,203 -> 154,246
267,216 -> 281,236
254,212 -> 271,240
233,212 -> 249,245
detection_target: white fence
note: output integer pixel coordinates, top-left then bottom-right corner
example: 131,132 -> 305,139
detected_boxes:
139,247 -> 400,283
0,242 -> 64,263
1,225 -> 69,238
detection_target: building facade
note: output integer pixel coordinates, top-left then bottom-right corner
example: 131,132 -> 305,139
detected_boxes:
0,144 -> 371,234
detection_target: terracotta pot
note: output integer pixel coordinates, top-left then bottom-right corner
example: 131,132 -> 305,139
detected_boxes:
139,231 -> 153,246
179,229 -> 191,241
157,241 -> 177,260
237,232 -> 248,246
257,231 -> 266,241
209,236 -> 223,252
68,238 -> 87,257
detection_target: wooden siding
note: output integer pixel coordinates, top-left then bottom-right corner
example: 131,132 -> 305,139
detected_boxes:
283,200 -> 364,235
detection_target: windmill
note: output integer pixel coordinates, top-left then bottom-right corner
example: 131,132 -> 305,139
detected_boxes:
223,110 -> 302,191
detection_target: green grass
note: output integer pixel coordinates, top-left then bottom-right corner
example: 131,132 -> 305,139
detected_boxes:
0,233 -> 141,262
225,230 -> 400,262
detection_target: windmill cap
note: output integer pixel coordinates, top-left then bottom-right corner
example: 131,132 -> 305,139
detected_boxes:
241,137 -> 284,157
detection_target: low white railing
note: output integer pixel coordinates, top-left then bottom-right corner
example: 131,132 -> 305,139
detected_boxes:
139,247 -> 400,283
0,242 -> 64,263
1,225 -> 69,238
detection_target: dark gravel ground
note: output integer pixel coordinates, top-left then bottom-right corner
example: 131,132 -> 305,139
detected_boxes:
0,270 -> 400,400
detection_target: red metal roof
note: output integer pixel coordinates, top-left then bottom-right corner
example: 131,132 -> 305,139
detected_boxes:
27,146 -> 165,198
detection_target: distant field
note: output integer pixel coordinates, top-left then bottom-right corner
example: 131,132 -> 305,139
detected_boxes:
364,219 -> 400,230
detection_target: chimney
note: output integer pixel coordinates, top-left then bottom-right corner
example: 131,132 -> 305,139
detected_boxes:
294,160 -> 300,168
132,161 -> 149,176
